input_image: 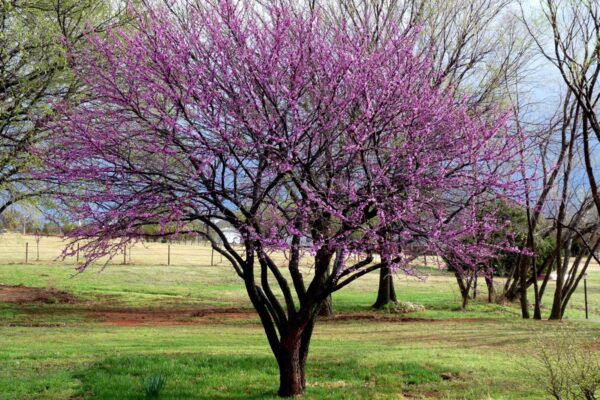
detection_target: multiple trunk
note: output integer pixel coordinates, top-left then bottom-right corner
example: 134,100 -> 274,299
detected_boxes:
236,243 -> 337,397
449,262 -> 480,309
485,274 -> 496,303
500,236 -> 599,320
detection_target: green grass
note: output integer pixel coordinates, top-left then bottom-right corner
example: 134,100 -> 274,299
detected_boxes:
1,233 -> 600,399
2,315 -> 599,399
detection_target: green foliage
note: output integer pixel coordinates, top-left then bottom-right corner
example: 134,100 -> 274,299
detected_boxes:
488,202 -> 556,277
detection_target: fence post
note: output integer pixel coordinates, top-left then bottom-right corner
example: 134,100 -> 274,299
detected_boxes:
168,244 -> 171,266
123,247 -> 127,265
36,238 -> 40,261
211,247 -> 214,266
77,243 -> 80,264
25,242 -> 28,264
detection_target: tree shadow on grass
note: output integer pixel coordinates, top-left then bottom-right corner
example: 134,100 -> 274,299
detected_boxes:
73,353 -> 278,399
73,353 -> 452,399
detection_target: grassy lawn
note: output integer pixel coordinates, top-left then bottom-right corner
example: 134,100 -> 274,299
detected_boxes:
1,234 -> 600,399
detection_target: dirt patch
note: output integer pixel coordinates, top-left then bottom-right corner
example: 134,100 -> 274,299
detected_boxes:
91,307 -> 257,327
0,284 -> 78,305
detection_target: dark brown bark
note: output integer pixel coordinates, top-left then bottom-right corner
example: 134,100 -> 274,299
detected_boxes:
517,253 -> 530,318
277,333 -> 308,397
452,267 -> 473,309
372,264 -> 397,309
316,249 -> 334,317
317,294 -> 333,316
532,265 -> 542,320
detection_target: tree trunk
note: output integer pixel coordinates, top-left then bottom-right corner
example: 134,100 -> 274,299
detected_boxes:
277,310 -> 317,397
316,250 -> 334,317
318,294 -> 333,317
372,264 -> 397,309
532,259 -> 542,320
452,267 -> 471,309
518,254 -> 530,318
277,337 -> 306,397
485,274 -> 496,303
461,292 -> 469,309
550,239 -> 571,320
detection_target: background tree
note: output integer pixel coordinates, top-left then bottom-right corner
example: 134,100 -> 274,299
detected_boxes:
0,0 -> 127,219
310,0 -> 534,309
42,1 -> 525,396
526,0 -> 600,218
493,0 -> 600,320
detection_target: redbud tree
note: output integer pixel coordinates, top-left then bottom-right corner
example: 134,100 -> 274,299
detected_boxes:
43,1 -> 524,396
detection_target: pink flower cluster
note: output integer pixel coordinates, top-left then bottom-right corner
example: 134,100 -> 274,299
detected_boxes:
42,0 -> 525,274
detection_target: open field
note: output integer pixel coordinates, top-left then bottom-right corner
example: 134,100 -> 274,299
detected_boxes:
1,233 -> 600,399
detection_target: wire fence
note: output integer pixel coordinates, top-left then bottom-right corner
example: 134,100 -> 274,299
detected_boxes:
0,232 -> 397,268
0,233 -> 232,267
1,233 -> 598,319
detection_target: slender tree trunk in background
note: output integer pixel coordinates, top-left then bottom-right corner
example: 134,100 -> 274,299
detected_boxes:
518,254 -> 530,318
461,292 -> 469,309
318,292 -> 333,317
549,239 -> 570,320
453,268 -> 472,309
485,274 -> 496,303
548,239 -> 572,320
537,253 -> 555,303
560,241 -> 599,317
502,256 -> 522,302
372,264 -> 397,309
532,257 -> 542,320
532,282 -> 542,319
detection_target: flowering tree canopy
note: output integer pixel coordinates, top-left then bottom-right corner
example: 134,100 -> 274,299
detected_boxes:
43,0 -> 524,396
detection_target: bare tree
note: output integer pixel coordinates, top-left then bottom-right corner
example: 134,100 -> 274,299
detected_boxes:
501,84 -> 600,320
525,0 -> 600,217
508,0 -> 600,320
